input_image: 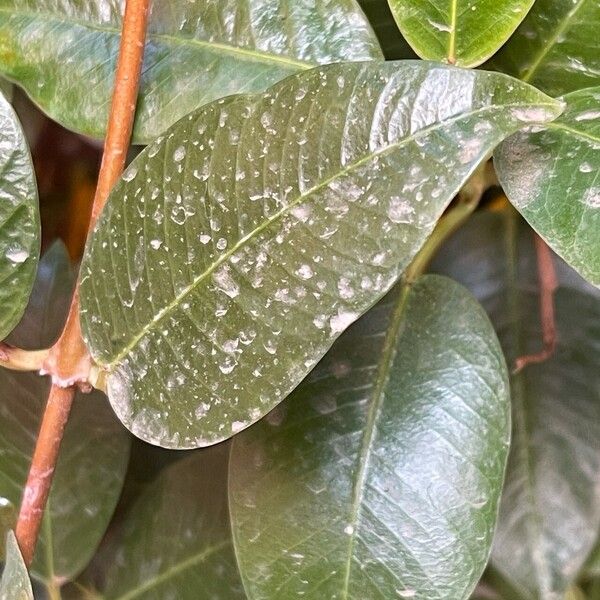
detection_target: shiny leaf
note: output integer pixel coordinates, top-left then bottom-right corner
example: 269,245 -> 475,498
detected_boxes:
0,90 -> 39,340
229,275 -> 510,599
495,87 -> 600,286
88,446 -> 244,599
490,0 -> 600,96
433,209 -> 600,600
0,0 -> 381,143
0,244 -> 131,584
0,531 -> 33,600
79,61 -> 560,449
388,0 -> 534,67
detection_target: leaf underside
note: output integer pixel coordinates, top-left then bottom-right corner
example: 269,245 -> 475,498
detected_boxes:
433,210 -> 600,599
495,87 -> 600,287
0,90 -> 39,340
388,0 -> 534,67
79,60 -> 560,449
229,275 -> 510,600
0,531 -> 33,600
0,0 -> 381,143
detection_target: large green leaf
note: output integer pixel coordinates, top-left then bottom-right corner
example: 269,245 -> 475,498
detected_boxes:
79,61 -> 560,449
495,87 -> 600,286
0,531 -> 33,600
433,209 -> 600,600
0,90 -> 39,340
0,244 -> 131,586
0,0 -> 381,144
82,446 -> 244,600
490,0 -> 600,96
229,275 -> 510,599
388,0 -> 534,67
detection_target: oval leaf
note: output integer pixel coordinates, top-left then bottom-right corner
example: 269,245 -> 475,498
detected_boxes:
85,447 -> 244,599
388,0 -> 534,67
79,61 -> 560,449
433,209 -> 600,599
0,0 -> 381,143
0,245 -> 130,584
0,531 -> 33,600
495,87 -> 600,286
229,275 -> 510,599
490,0 -> 600,96
0,90 -> 39,340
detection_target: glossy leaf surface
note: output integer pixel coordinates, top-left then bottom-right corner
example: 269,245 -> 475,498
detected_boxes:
495,87 -> 600,286
89,446 -> 244,599
0,244 -> 130,583
0,0 -> 381,143
0,90 -> 39,340
0,532 -> 33,600
433,209 -> 600,600
80,61 -> 560,449
229,275 -> 510,599
388,0 -> 534,67
490,0 -> 600,96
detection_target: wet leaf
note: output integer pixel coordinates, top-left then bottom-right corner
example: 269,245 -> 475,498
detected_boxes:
80,61 -> 561,449
388,0 -> 534,67
0,531 -> 33,600
490,0 -> 600,96
0,0 -> 381,143
495,87 -> 600,286
0,244 -> 130,584
229,275 -> 510,599
433,209 -> 600,600
87,446 -> 244,599
0,90 -> 39,340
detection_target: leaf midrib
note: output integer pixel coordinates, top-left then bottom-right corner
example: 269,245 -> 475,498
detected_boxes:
97,99 -> 559,370
111,540 -> 230,600
0,8 -> 311,71
341,284 -> 411,598
522,0 -> 588,83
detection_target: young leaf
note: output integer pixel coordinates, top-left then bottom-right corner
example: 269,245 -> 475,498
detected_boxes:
83,446 -> 244,599
0,90 -> 39,340
490,0 -> 600,96
0,531 -> 33,600
0,245 -> 131,585
388,0 -> 534,67
229,275 -> 510,599
433,209 -> 600,600
79,61 -> 561,449
0,0 -> 381,143
495,87 -> 600,286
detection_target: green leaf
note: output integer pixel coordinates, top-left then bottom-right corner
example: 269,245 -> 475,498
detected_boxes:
432,209 -> 600,600
229,274 -> 510,599
0,90 -> 39,340
0,531 -> 33,600
0,0 -> 381,144
79,60 -> 561,449
357,0 -> 417,59
495,87 -> 600,286
387,0 -> 534,67
87,446 -> 244,600
490,0 -> 600,96
0,244 -> 131,585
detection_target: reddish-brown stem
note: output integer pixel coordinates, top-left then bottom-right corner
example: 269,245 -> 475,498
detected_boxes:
15,0 -> 150,566
514,234 -> 558,373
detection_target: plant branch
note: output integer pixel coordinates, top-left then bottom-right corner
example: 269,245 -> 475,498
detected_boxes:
15,0 -> 150,567
0,343 -> 49,371
514,234 -> 558,373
